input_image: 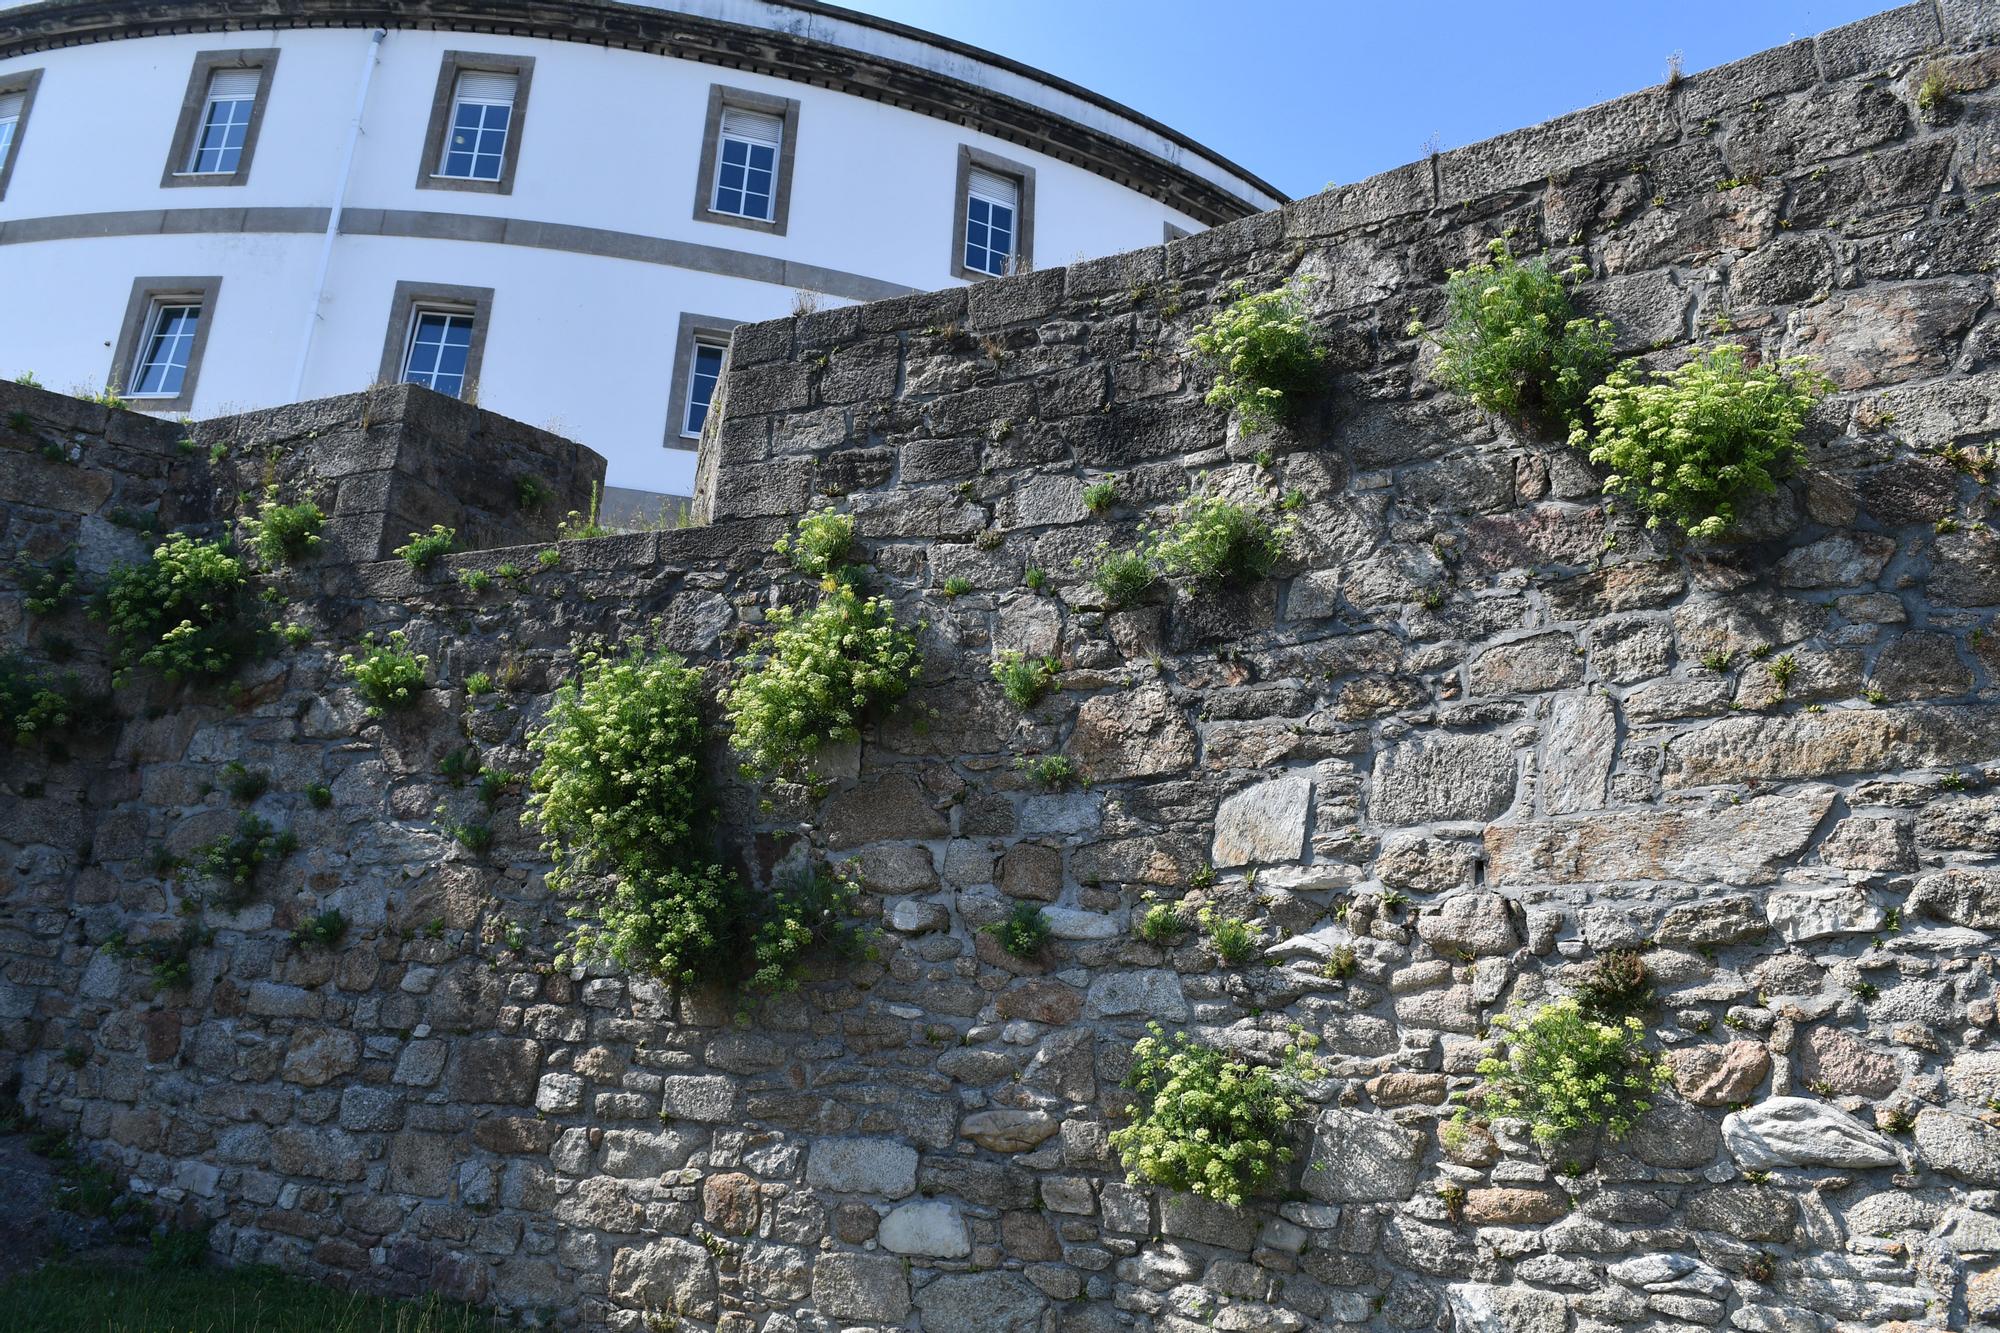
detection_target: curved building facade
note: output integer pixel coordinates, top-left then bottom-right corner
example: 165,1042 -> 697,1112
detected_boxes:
0,0 -> 1282,498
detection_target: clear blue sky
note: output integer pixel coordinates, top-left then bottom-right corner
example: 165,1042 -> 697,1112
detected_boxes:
837,0 -> 1897,198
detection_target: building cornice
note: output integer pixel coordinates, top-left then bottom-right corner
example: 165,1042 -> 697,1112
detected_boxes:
0,0 -> 1288,226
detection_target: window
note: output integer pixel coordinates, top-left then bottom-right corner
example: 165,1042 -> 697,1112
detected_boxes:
162,51 -> 276,188
417,54 -> 534,195
950,146 -> 1036,284
438,71 -> 515,181
712,107 -> 780,220
378,282 -> 495,402
692,86 -> 799,234
0,68 -> 42,202
963,169 -> 1018,278
401,309 -> 477,398
187,69 -> 259,174
683,341 -> 726,437
107,277 -> 221,413
129,302 -> 203,398
666,313 -> 744,451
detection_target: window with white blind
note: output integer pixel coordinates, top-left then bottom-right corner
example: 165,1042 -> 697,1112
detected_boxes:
963,167 -> 1019,278
186,67 -> 260,174
163,52 -> 275,188
693,87 -> 798,233
951,147 -> 1035,283
420,54 -> 533,194
712,106 -> 781,221
439,71 -> 516,181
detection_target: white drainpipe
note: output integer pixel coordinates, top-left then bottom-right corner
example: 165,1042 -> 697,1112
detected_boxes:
291,28 -> 386,402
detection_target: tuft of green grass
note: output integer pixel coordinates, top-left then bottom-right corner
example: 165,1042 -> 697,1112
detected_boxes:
0,1259 -> 503,1332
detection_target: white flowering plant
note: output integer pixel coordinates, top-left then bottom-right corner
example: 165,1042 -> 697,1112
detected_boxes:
1472,996 -> 1668,1147
723,580 -> 920,783
1188,281 -> 1322,428
1410,237 -> 1614,435
1109,1024 -> 1322,1207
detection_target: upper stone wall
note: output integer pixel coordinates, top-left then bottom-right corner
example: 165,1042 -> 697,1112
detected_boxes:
5,5 -> 2000,1332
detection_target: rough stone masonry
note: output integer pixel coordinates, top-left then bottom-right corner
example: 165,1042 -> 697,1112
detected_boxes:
5,2 -> 2000,1330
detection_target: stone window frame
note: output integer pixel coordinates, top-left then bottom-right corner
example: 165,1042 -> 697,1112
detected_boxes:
950,144 -> 1036,283
376,280 -> 495,401
106,275 -> 223,413
1163,220 -> 1191,243
160,48 -> 280,189
0,66 -> 44,202
690,83 -> 800,236
415,51 -> 535,196
666,312 -> 744,450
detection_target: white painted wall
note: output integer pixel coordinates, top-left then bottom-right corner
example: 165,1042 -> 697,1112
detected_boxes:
0,19 -> 1255,494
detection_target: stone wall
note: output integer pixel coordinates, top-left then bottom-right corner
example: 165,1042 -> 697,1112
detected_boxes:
6,4 -> 2000,1331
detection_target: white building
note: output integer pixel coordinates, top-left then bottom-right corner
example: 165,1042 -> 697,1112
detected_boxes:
0,0 -> 1282,501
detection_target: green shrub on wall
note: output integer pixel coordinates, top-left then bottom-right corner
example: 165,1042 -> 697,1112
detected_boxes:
340,631 -> 429,716
747,863 -> 867,996
724,581 -> 921,783
1411,238 -> 1614,434
1,655 -> 76,744
1148,491 -> 1291,585
242,488 -> 324,566
99,533 -> 261,686
1187,281 -> 1322,429
1578,344 -> 1830,540
1109,1024 -> 1321,1207
773,508 -> 856,578
1469,996 -> 1667,1147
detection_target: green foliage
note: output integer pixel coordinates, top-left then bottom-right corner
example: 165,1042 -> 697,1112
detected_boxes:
457,569 -> 492,595
529,643 -> 710,881
1109,1024 -> 1320,1206
1570,949 -> 1653,1018
528,641 -> 741,987
119,922 -> 212,991
536,548 -> 561,570
7,1258 -> 504,1331
1411,238 -> 1614,433
463,671 -> 495,696
723,581 -> 921,783
773,508 -> 855,577
746,863 -> 867,996
243,489 -> 324,566
194,813 -> 297,908
1187,281 -> 1322,428
1016,754 -> 1077,790
393,525 -> 455,570
1198,905 -> 1259,965
305,782 -> 332,809
991,650 -> 1058,709
18,549 -> 80,616
1137,898 -> 1191,945
290,909 -> 348,951
439,744 -> 481,786
985,901 -> 1050,958
557,482 -> 610,540
1082,476 -> 1117,515
148,1222 -> 213,1271
941,575 -> 973,598
515,474 -> 550,510
278,621 -> 312,647
1576,345 -> 1831,540
448,820 -> 493,855
1,655 -> 76,743
1472,996 -> 1667,1147
580,861 -> 744,988
100,533 -> 261,685
1087,544 -> 1156,608
1024,567 -> 1049,593
221,761 -> 269,803
1147,491 -> 1289,585
340,631 -> 428,715
1323,944 -> 1357,980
